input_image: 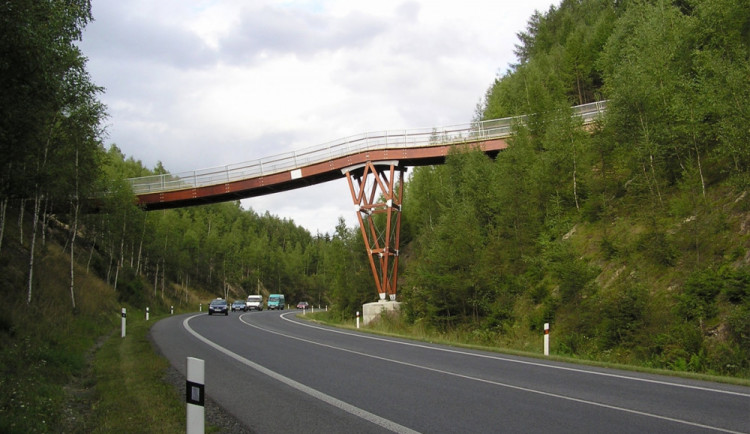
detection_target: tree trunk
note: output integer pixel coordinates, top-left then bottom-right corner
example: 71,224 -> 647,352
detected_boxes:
154,261 -> 159,296
136,217 -> 145,275
70,198 -> 78,310
19,198 -> 25,245
571,135 -> 580,211
27,193 -> 42,304
106,253 -> 112,285
41,197 -> 49,247
691,106 -> 706,198
86,224 -> 96,273
115,217 -> 125,290
113,259 -> 120,291
0,197 -> 7,253
161,258 -> 165,298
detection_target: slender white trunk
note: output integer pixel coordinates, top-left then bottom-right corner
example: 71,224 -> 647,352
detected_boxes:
113,259 -> 120,291
136,218 -> 145,275
19,198 -> 25,245
154,261 -> 159,296
0,197 -> 7,253
690,107 -> 706,198
87,225 -> 96,273
27,193 -> 42,304
41,197 -> 49,247
161,258 -> 165,298
70,198 -> 78,310
69,147 -> 79,309
115,217 -> 125,290
571,135 -> 579,211
106,241 -> 113,285
87,239 -> 95,273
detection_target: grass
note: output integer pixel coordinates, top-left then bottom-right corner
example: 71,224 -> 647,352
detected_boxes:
0,225 -> 220,433
89,314 -> 185,433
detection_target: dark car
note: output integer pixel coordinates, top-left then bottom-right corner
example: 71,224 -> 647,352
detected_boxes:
296,301 -> 309,309
208,298 -> 229,315
231,300 -> 246,312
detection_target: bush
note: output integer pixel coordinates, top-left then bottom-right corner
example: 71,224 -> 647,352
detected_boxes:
675,268 -> 722,321
720,266 -> 750,304
598,285 -> 648,349
637,230 -> 678,266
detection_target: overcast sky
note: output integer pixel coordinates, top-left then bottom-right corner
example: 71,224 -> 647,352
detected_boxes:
79,0 -> 557,236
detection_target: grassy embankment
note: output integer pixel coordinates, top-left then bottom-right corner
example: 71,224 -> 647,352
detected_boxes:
0,222 -> 219,433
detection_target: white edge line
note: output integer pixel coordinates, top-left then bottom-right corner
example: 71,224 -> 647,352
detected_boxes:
182,314 -> 420,434
280,312 -> 750,398
248,313 -> 747,434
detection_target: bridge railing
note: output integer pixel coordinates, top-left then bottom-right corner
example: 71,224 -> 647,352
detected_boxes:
128,101 -> 606,194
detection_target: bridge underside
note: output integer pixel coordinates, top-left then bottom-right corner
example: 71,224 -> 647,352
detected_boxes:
135,139 -> 507,211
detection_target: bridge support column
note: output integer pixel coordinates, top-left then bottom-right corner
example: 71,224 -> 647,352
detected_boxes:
344,161 -> 404,301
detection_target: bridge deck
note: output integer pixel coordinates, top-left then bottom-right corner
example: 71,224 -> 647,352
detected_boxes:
136,139 -> 507,210
129,101 -> 606,210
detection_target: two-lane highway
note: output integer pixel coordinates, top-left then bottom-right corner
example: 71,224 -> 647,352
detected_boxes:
151,310 -> 750,433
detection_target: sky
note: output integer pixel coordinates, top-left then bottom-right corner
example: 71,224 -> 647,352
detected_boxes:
78,0 -> 557,236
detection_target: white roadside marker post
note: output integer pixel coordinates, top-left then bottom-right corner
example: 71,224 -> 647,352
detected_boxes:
121,308 -> 126,338
544,323 -> 550,356
186,357 -> 205,434
171,305 -> 174,315
146,307 -> 149,321
356,311 -> 360,329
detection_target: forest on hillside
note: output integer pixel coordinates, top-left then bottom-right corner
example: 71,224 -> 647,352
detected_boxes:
1,0 -> 749,379
400,0 -> 750,375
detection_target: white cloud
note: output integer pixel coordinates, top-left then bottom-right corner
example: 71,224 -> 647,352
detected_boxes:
80,0 -> 557,235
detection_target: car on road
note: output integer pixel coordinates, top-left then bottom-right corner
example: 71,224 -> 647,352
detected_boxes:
208,298 -> 229,315
296,301 -> 309,309
231,300 -> 247,312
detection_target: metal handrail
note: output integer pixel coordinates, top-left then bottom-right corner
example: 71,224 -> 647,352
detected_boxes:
127,101 -> 607,194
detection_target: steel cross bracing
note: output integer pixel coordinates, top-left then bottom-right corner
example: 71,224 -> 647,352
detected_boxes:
345,162 -> 404,301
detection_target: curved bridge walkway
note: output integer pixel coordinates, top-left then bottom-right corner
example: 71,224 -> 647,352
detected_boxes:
128,101 -> 607,300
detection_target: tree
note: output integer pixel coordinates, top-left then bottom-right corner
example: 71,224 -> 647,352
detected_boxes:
0,0 -> 105,305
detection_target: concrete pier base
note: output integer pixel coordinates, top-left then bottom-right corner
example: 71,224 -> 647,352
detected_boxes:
362,300 -> 401,326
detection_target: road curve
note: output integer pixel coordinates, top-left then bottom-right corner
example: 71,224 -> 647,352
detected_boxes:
150,310 -> 750,434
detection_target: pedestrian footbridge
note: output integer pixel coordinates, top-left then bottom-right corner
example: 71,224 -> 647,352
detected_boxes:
127,101 -> 607,300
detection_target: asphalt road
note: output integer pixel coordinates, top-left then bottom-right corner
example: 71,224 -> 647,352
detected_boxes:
150,310 -> 750,433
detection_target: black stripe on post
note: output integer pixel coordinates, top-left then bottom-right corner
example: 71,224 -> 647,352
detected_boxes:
186,380 -> 205,406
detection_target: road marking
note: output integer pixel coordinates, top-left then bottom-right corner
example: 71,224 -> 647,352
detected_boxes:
279,312 -> 750,398
236,312 -> 747,434
182,315 -> 420,434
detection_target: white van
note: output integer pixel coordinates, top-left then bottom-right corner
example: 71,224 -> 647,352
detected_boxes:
246,295 -> 263,311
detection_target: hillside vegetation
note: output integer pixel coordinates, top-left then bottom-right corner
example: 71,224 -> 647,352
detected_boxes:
400,0 -> 750,376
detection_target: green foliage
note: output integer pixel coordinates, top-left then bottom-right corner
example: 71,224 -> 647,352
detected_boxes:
544,241 -> 599,303
598,285 -> 648,349
636,229 -> 679,266
400,0 -> 750,377
676,268 -> 735,321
